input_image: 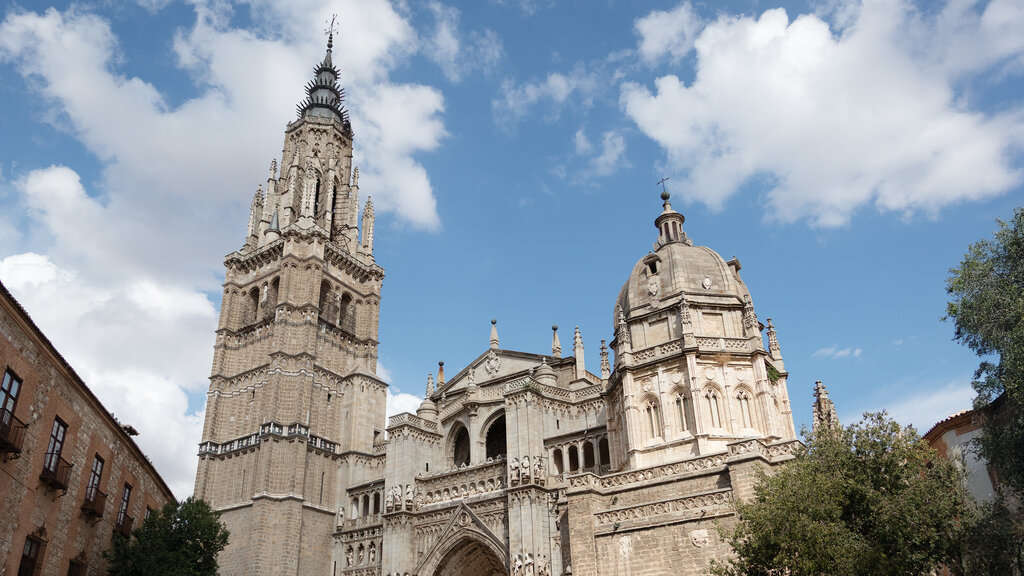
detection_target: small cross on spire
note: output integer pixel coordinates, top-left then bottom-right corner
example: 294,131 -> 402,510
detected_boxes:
325,14 -> 338,48
657,177 -> 670,193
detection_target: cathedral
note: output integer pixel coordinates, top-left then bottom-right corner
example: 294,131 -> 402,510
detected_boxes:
193,35 -> 803,576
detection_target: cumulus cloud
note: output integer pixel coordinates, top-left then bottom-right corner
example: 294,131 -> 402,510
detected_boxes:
622,1 -> 1024,226
811,345 -> 862,359
0,1 -> 452,497
635,2 -> 702,64
425,2 -> 503,83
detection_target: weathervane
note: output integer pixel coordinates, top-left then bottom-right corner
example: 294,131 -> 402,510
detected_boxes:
325,13 -> 338,39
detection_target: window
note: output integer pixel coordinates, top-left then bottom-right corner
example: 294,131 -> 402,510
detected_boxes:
675,393 -> 693,432
737,390 -> 754,429
485,415 -> 506,460
552,449 -> 564,474
568,445 -> 579,472
646,402 -> 661,439
117,483 -> 132,525
18,536 -> 43,576
2,368 -> 21,425
145,507 -> 153,520
583,442 -> 595,469
598,438 -> 611,467
705,390 -> 722,428
43,418 -> 68,474
86,455 -> 104,501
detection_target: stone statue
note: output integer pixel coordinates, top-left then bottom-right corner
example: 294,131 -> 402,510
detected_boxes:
522,455 -> 531,482
405,484 -> 414,509
346,548 -> 353,566
512,554 -> 523,576
357,546 -> 364,564
369,544 -> 376,563
335,505 -> 345,526
509,457 -> 520,484
525,553 -> 535,576
537,556 -> 550,576
535,460 -> 545,486
385,488 -> 394,510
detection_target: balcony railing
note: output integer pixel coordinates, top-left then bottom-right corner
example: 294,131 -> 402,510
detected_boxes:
114,513 -> 134,538
81,488 -> 107,518
0,409 -> 27,455
39,455 -> 72,491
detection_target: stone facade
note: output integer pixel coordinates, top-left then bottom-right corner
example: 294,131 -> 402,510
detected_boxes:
0,280 -> 174,576
196,38 -> 800,576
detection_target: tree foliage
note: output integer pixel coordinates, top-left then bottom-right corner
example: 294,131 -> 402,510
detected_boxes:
104,497 -> 230,576
711,413 -> 969,576
945,207 -> 1024,495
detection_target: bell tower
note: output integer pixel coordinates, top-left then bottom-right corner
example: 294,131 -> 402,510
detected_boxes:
193,31 -> 387,576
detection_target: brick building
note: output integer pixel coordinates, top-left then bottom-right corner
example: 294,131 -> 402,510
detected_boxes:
0,280 -> 174,576
193,34 -> 803,576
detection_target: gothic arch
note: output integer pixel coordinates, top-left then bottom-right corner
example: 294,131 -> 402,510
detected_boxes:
482,410 -> 506,460
416,507 -> 508,576
447,422 -> 471,467
703,384 -> 724,429
734,385 -> 758,431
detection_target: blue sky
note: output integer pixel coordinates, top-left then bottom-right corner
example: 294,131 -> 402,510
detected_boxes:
0,0 -> 1021,497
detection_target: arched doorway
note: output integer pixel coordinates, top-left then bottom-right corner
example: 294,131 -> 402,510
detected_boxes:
432,538 -> 505,576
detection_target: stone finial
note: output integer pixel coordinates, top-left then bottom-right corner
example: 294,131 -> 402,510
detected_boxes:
742,295 -> 758,336
812,380 -> 840,433
766,318 -> 782,364
490,319 -> 499,349
425,374 -> 434,397
573,326 -> 585,379
551,325 -> 562,357
353,166 -> 360,187
437,361 -> 445,385
617,312 -> 631,349
600,339 -> 610,379
270,158 -> 278,179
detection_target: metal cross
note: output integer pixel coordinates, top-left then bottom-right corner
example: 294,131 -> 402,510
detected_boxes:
325,14 -> 338,38
657,177 -> 670,193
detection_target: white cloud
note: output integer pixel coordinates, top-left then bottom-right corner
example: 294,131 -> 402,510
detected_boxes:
574,128 -> 592,154
621,1 -> 1024,226
635,2 -> 702,64
425,2 -> 503,83
590,131 -> 628,176
386,389 -> 423,418
0,1 -> 453,498
812,345 -> 862,359
867,380 -> 975,434
493,65 -> 601,128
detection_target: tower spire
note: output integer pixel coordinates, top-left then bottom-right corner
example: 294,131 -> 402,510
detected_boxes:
296,15 -> 350,130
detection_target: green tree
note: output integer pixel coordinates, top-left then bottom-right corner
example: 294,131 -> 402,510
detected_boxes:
104,497 -> 230,576
945,207 -> 1024,496
711,413 -> 969,576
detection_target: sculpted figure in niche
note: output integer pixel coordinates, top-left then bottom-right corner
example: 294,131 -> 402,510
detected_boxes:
525,553 -> 535,576
369,543 -> 376,563
385,488 -> 394,510
509,457 -> 520,484
521,455 -> 531,482
512,554 -> 523,576
335,506 -> 345,526
535,460 -> 545,485
537,556 -> 550,576
357,545 -> 364,565
405,484 -> 414,509
346,548 -> 353,566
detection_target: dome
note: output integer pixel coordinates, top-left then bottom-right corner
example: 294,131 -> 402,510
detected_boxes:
614,194 -> 752,324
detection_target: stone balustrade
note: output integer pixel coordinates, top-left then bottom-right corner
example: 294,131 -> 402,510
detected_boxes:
417,460 -> 507,506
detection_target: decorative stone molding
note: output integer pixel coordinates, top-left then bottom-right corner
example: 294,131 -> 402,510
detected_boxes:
594,489 -> 732,525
